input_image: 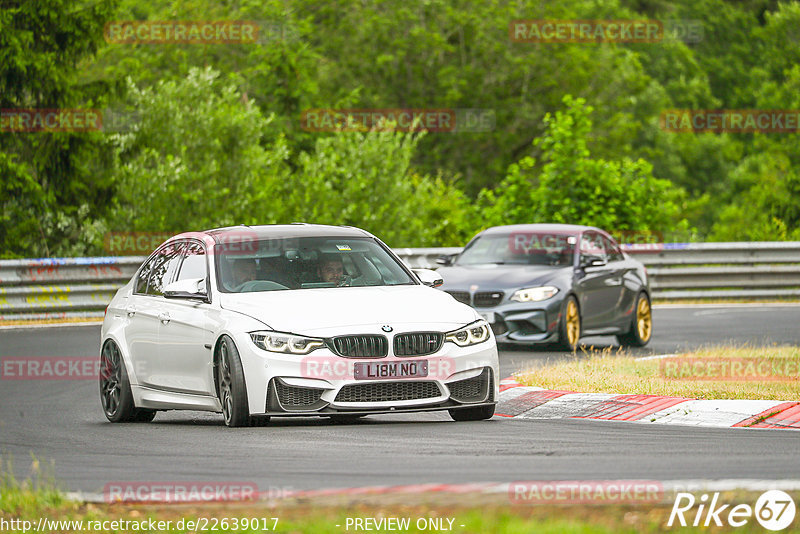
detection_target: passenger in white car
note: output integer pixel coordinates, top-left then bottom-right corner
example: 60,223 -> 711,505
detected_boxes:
317,256 -> 346,286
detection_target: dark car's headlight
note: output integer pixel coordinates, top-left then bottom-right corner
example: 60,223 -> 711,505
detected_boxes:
445,320 -> 491,347
510,286 -> 559,302
250,331 -> 324,355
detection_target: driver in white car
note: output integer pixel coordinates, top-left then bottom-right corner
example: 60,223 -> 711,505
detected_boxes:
230,258 -> 258,289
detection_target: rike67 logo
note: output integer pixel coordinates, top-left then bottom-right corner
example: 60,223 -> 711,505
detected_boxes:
668,490 -> 796,531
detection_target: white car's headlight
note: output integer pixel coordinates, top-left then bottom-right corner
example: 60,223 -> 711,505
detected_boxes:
445,320 -> 491,347
249,331 -> 324,355
510,286 -> 559,302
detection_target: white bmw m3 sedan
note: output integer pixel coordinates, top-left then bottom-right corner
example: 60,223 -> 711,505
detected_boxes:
100,224 -> 499,427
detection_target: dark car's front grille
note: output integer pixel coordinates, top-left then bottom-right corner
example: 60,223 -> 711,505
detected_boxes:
448,368 -> 491,403
335,381 -> 441,403
394,332 -> 444,357
445,291 -> 471,305
275,380 -> 324,407
331,335 -> 388,358
473,291 -> 504,308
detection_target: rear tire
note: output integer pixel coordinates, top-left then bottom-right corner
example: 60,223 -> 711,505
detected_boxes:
100,340 -> 156,423
617,292 -> 652,347
556,296 -> 581,351
448,404 -> 495,421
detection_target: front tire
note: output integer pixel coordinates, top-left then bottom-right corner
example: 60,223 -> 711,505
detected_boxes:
99,340 -> 156,423
617,292 -> 652,347
448,404 -> 495,421
556,296 -> 581,351
217,336 -> 267,427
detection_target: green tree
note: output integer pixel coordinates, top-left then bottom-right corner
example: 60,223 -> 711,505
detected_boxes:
479,95 -> 688,235
283,128 -> 474,247
0,0 -> 117,258
110,68 -> 291,234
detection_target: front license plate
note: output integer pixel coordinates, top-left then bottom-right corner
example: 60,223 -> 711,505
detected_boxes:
353,361 -> 429,380
479,311 -> 495,323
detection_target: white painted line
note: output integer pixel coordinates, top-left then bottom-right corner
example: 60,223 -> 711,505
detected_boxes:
635,353 -> 678,361
498,386 -> 540,403
654,303 -> 800,309
662,479 -> 800,492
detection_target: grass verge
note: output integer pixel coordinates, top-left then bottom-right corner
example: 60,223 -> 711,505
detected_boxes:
514,345 -> 800,400
3,483 -> 799,533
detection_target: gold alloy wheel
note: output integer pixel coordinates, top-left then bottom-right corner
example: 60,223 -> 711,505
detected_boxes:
566,299 -> 580,347
636,296 -> 652,342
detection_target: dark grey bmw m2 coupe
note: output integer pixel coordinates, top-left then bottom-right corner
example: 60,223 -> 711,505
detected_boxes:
436,224 -> 652,350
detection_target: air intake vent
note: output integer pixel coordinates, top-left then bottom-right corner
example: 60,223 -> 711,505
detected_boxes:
447,368 -> 491,403
335,381 -> 441,403
274,380 -> 324,407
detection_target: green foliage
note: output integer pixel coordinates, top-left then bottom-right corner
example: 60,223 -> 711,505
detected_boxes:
479,96 -> 688,234
281,129 -> 475,247
110,67 -> 291,234
0,455 -> 64,516
4,0 -> 800,254
0,0 -> 117,258
108,69 -> 473,247
709,152 -> 800,241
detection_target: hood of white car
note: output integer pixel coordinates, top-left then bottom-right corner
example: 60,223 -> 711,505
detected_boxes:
218,285 -> 478,336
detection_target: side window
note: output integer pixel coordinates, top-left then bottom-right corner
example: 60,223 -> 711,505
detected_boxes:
146,242 -> 184,296
580,232 -> 607,263
135,258 -> 155,294
602,236 -> 624,262
176,241 -> 207,282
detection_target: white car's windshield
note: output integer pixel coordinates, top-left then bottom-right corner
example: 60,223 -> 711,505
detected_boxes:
456,232 -> 577,266
214,236 -> 416,293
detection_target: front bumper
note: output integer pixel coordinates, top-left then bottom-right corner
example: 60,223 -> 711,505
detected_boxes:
473,298 -> 564,345
234,332 -> 499,416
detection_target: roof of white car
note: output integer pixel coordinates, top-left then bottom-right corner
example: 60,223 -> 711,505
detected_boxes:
203,223 -> 373,242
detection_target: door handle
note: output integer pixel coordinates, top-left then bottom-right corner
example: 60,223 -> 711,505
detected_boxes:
158,312 -> 171,324
126,306 -> 136,317
605,277 -> 622,286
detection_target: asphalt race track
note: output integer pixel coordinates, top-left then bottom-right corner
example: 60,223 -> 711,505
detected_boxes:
1,305 -> 799,494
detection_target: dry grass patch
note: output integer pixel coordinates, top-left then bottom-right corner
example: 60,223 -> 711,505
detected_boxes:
514,345 -> 800,400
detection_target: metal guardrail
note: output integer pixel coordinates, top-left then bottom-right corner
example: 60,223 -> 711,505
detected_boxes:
2,242 -> 800,321
0,257 -> 144,321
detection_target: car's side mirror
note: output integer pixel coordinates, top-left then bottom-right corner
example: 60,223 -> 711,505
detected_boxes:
163,278 -> 209,301
413,269 -> 444,288
435,254 -> 457,267
580,255 -> 607,268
